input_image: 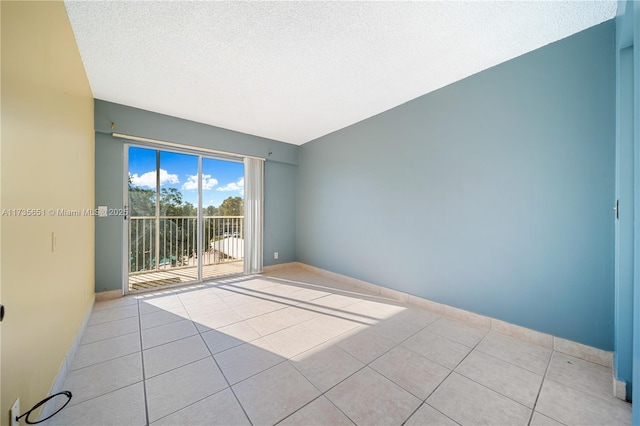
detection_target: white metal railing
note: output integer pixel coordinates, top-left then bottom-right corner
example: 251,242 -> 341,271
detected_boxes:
129,216 -> 244,274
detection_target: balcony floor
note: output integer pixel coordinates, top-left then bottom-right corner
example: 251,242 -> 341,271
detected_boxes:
51,265 -> 631,425
128,261 -> 244,291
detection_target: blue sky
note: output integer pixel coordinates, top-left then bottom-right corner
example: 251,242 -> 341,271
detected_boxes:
128,147 -> 244,208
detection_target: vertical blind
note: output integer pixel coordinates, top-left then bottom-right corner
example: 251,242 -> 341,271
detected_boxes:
244,157 -> 264,274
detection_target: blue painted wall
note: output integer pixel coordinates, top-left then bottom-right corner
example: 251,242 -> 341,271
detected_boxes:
264,161 -> 297,266
95,132 -> 125,293
297,22 -> 616,350
94,100 -> 298,292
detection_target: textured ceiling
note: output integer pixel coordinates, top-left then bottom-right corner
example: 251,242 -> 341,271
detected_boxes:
64,1 -> 617,146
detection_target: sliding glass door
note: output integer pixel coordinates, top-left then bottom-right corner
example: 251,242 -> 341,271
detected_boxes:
126,145 -> 245,292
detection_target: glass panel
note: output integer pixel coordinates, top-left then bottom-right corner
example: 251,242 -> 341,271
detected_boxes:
158,150 -> 199,281
202,158 -> 245,279
128,147 -> 157,278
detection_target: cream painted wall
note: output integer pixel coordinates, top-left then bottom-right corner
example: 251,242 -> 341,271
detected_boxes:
1,2 -> 94,424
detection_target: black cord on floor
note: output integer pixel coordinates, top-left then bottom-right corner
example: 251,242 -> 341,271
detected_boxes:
16,391 -> 72,425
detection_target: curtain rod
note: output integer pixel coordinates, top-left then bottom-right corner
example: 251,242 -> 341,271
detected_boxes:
111,132 -> 265,161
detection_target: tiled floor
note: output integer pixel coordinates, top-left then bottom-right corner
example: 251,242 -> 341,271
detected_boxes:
50,266 -> 631,425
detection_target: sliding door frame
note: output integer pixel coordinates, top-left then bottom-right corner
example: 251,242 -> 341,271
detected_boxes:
122,140 -> 249,294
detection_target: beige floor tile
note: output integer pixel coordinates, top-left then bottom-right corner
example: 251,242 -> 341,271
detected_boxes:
214,338 -> 285,384
146,357 -> 228,423
282,305 -> 323,322
193,308 -> 244,332
455,350 -> 542,408
476,331 -> 551,375
427,317 -> 488,348
141,307 -> 189,330
233,278 -> 280,291
279,396 -> 354,426
326,366 -> 421,425
81,317 -> 140,344
208,284 -> 245,299
199,322 -> 260,355
141,319 -> 198,349
216,320 -> 261,342
138,300 -> 163,315
232,299 -> 285,320
233,362 -> 321,425
285,287 -> 332,302
336,328 -> 397,364
138,294 -> 183,313
246,309 -> 301,336
71,332 -> 141,370
264,323 -> 328,358
63,352 -> 143,406
258,283 -> 305,298
394,307 -> 443,328
345,299 -> 407,321
88,304 -> 139,326
183,298 -> 231,318
143,335 -> 210,378
427,373 -> 531,425
49,382 -> 146,426
177,287 -> 221,306
529,411 -> 565,426
404,403 -> 459,426
302,314 -> 362,340
151,388 -> 250,426
401,329 -> 472,369
313,293 -> 362,310
536,379 -> 631,425
291,342 -> 364,392
368,315 -> 427,344
546,352 -> 614,401
219,293 -> 261,307
370,345 -> 450,399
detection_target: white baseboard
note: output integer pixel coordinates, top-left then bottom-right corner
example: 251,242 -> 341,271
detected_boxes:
95,288 -> 122,301
613,376 -> 627,401
40,296 -> 95,423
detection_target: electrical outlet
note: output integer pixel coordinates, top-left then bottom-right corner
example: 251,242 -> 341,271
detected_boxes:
274,252 -> 279,260
10,398 -> 20,426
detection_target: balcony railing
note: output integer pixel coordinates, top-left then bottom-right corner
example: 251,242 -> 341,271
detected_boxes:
129,216 -> 244,274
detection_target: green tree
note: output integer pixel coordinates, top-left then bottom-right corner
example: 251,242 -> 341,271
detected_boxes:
128,182 -> 199,272
160,187 -> 195,216
128,177 -> 155,216
218,196 -> 244,216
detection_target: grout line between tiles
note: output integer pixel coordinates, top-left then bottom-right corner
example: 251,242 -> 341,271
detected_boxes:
527,347 -> 556,425
402,327 -> 491,424
274,393 -> 357,426
75,327 -> 141,347
195,318 -> 255,425
61,381 -> 146,413
69,346 -> 142,372
136,299 -> 151,426
148,387 -> 241,426
281,309 -> 442,424
474,332 -> 552,376
142,352 -> 212,380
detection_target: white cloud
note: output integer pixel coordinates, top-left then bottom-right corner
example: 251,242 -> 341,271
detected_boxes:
216,177 -> 244,195
130,169 -> 179,188
182,174 -> 218,191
